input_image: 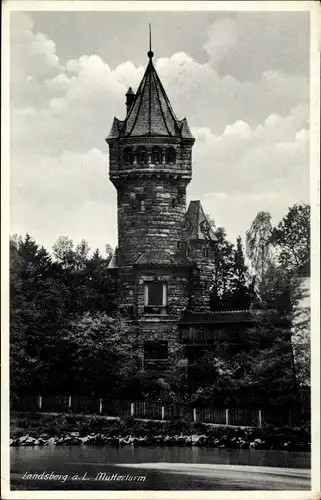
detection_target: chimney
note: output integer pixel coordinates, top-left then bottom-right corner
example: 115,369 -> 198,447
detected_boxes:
125,87 -> 135,114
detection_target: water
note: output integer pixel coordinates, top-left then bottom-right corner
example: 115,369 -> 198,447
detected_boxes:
11,446 -> 311,490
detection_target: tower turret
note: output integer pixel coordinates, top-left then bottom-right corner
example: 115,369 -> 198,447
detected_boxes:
125,87 -> 135,115
106,48 -> 195,267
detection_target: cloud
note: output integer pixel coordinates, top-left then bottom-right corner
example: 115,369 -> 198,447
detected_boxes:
10,148 -> 117,253
190,104 -> 309,197
9,12 -> 310,252
203,12 -> 309,81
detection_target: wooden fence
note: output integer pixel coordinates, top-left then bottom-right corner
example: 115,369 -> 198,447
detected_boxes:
10,394 -> 294,427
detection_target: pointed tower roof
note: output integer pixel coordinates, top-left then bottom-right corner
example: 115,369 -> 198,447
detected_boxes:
107,43 -> 194,141
121,55 -> 182,138
184,201 -> 218,241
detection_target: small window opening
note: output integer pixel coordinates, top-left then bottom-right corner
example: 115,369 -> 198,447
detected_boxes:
151,146 -> 162,164
166,147 -> 176,163
136,146 -> 148,164
171,198 -> 177,208
144,282 -> 168,315
144,341 -> 168,361
123,147 -> 134,164
203,245 -> 209,258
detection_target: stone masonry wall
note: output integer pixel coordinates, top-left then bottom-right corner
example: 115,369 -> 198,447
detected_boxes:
188,240 -> 216,311
116,176 -> 188,265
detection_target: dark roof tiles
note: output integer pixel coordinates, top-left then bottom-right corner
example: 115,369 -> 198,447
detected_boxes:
108,58 -> 194,140
184,201 -> 217,241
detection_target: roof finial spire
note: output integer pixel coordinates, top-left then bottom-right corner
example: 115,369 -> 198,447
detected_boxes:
147,23 -> 154,59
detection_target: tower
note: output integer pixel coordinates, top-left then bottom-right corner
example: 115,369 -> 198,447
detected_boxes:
107,50 -> 194,268
106,38 -> 217,376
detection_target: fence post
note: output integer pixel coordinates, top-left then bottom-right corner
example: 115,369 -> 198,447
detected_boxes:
225,408 -> 229,426
161,406 -> 165,420
258,410 -> 262,427
37,394 -> 42,411
68,396 -> 72,410
193,408 -> 197,423
130,402 -> 135,417
99,399 -> 103,415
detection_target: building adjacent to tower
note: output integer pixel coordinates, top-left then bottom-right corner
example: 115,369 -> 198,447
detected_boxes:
106,48 -> 254,377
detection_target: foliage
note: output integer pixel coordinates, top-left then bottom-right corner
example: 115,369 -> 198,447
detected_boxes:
60,312 -> 141,396
210,228 -> 254,311
270,204 -> 310,274
291,277 -> 310,387
10,234 -> 117,395
10,202 -> 310,407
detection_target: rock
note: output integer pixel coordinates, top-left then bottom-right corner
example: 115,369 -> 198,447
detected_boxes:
24,437 -> 36,446
18,434 -> 29,444
119,435 -> 134,445
192,435 -> 207,446
46,437 -> 57,445
164,435 -> 174,445
175,434 -> 186,445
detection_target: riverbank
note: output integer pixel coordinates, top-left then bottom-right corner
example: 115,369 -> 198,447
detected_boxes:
10,412 -> 310,451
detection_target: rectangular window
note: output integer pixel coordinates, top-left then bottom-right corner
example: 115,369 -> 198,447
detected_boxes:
144,341 -> 168,360
144,282 -> 167,315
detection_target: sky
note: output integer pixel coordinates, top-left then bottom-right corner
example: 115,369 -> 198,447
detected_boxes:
10,9 -> 310,255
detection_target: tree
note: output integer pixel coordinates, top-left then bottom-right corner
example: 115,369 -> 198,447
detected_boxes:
250,264 -> 304,410
229,236 -> 255,310
291,277 -> 310,388
10,233 -> 118,395
246,211 -> 274,280
52,237 -> 91,271
60,312 -> 141,396
271,204 -> 310,274
10,234 -> 69,394
210,229 -> 254,311
210,227 -> 236,310
52,236 -> 75,269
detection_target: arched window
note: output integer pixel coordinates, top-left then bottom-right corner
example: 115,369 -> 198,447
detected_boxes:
151,146 -> 162,164
123,147 -> 134,164
166,147 -> 176,164
136,146 -> 148,164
